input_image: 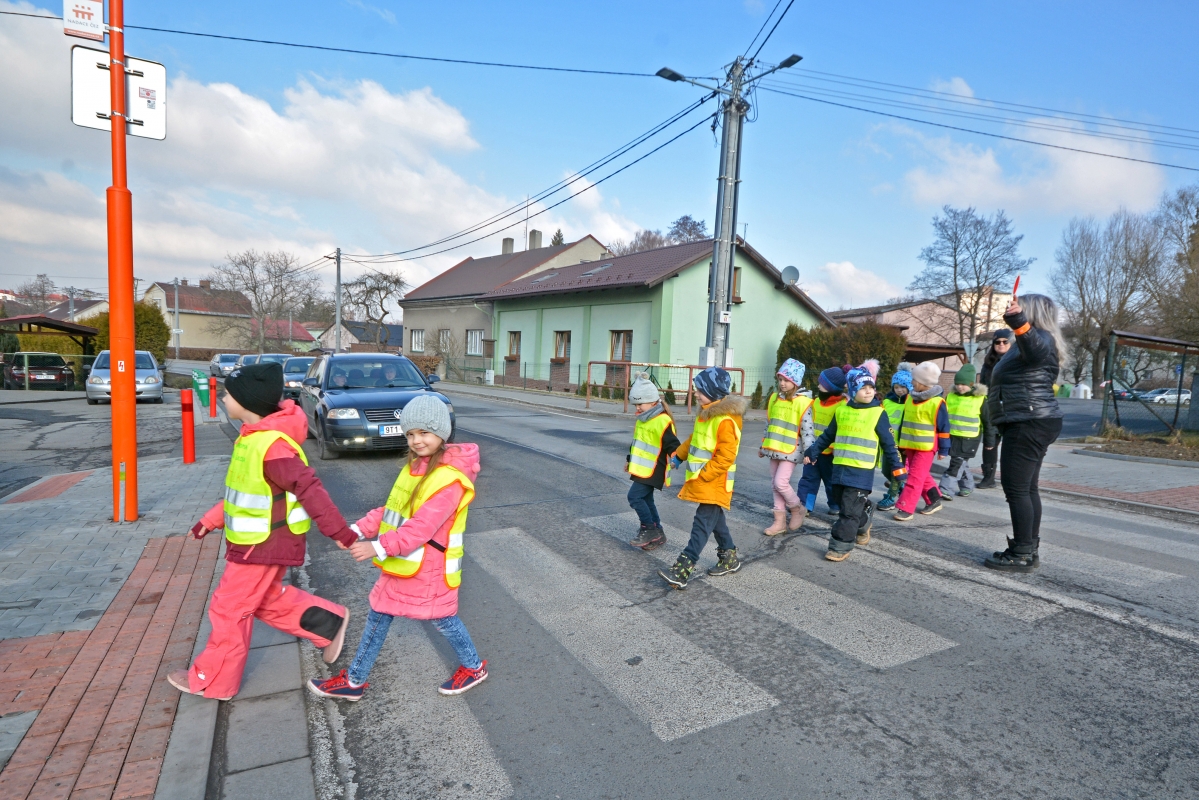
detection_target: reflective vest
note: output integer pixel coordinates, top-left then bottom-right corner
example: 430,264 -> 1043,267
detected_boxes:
761,392 -> 812,455
373,462 -> 475,588
946,393 -> 986,438
881,397 -> 905,432
832,405 -> 884,470
812,397 -> 845,455
898,396 -> 944,451
223,430 -> 311,545
629,411 -> 674,487
685,413 -> 742,493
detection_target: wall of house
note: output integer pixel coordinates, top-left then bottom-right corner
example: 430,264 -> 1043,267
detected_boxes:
399,300 -> 492,358
143,286 -> 247,350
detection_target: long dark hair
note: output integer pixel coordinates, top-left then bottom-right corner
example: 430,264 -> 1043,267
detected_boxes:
983,342 -> 1005,372
404,441 -> 446,516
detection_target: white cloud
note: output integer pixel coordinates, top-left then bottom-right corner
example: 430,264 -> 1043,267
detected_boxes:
800,261 -> 903,311
344,0 -> 396,24
930,77 -> 975,99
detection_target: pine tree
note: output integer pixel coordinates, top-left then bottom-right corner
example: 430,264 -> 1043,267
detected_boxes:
751,381 -> 764,409
550,228 -> 566,246
664,381 -> 676,405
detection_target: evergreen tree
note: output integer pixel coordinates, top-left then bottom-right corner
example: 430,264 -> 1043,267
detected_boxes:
550,228 -> 566,246
751,381 -> 764,409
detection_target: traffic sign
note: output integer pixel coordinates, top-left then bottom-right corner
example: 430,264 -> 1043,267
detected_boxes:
63,0 -> 104,41
71,45 -> 167,140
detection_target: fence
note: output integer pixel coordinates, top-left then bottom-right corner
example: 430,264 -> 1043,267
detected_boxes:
1100,330 -> 1198,435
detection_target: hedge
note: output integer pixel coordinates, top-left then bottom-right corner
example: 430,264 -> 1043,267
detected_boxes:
776,321 -> 907,392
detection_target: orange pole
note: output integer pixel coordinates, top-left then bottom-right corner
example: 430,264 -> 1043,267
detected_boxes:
181,389 -> 195,464
107,0 -> 138,521
208,376 -> 218,418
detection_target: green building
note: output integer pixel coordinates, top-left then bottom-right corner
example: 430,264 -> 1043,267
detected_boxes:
479,238 -> 835,388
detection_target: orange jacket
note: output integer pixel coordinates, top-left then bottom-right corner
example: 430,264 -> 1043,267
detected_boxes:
673,394 -> 748,510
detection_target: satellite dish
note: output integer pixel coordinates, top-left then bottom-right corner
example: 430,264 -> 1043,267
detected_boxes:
781,265 -> 799,286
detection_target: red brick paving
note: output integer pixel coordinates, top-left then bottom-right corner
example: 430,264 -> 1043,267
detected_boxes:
1041,481 -> 1199,513
0,534 -> 221,800
5,472 -> 94,504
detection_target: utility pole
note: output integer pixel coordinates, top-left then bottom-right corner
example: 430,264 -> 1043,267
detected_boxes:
66,286 -> 77,322
288,309 -> 293,352
172,277 -> 180,359
334,247 -> 342,353
657,53 -> 802,368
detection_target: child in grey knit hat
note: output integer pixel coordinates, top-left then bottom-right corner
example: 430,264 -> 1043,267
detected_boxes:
626,374 -> 680,550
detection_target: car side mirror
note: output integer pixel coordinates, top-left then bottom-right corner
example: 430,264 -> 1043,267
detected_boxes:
426,374 -> 440,384
303,377 -> 319,387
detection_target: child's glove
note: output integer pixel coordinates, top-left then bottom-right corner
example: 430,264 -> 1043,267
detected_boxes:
189,521 -> 209,540
670,455 -> 681,469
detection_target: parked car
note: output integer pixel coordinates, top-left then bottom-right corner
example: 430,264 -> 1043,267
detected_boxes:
282,356 -> 315,400
3,352 -> 76,390
299,353 -> 453,460
1152,390 -> 1191,405
210,353 -> 239,377
85,350 -> 163,404
1139,388 -> 1170,402
258,353 -> 291,368
235,354 -> 260,368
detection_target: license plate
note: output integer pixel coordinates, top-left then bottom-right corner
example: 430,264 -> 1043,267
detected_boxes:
379,424 -> 404,437
34,374 -> 54,380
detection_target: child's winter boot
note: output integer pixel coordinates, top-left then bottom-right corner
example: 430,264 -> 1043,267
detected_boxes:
763,510 -> 787,536
787,505 -> 807,532
856,502 -> 874,546
707,548 -> 742,576
978,464 -> 997,489
631,524 -> 665,549
659,554 -> 696,589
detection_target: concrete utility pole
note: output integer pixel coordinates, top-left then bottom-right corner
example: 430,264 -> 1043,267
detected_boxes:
657,53 -> 802,368
172,277 -> 180,359
334,247 -> 342,353
66,286 -> 77,322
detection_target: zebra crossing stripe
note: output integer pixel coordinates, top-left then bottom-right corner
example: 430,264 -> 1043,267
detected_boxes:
582,514 -> 956,669
470,528 -> 779,741
1036,512 -> 1199,565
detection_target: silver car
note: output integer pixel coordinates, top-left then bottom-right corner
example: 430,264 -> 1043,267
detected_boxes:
86,350 -> 164,404
210,353 -> 239,377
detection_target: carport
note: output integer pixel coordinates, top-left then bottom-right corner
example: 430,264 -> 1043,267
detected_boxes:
0,314 -> 100,354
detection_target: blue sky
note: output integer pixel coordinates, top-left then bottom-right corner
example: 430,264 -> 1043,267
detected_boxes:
1,0 -> 1196,310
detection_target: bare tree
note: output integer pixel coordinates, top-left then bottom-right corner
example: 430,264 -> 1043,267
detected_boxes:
206,250 -> 322,352
342,267 -> 408,348
609,229 -> 671,256
432,329 -> 465,380
910,206 -> 1035,357
668,215 -> 708,242
1155,184 -> 1199,341
17,274 -> 57,313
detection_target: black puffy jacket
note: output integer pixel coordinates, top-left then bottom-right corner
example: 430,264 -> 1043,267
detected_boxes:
985,310 -> 1063,425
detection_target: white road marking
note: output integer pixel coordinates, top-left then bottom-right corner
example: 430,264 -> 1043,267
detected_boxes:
583,513 -> 957,669
470,528 -> 779,741
1037,513 -> 1199,564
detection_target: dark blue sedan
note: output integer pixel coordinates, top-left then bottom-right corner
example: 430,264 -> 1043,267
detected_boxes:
298,353 -> 453,460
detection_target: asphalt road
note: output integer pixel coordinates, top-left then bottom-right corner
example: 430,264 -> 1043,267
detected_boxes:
293,391 -> 1199,799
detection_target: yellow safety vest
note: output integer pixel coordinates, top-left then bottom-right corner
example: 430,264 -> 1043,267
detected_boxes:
373,462 -> 475,588
945,393 -> 986,438
832,405 -> 884,469
898,396 -> 944,451
223,430 -> 311,545
761,392 -> 812,455
685,413 -> 741,493
629,412 -> 674,487
812,397 -> 845,455
881,397 -> 905,432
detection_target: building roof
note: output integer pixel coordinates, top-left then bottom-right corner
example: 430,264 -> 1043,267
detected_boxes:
829,297 -> 957,319
480,237 -> 838,327
146,281 -> 252,316
339,320 -> 404,344
0,314 -> 100,336
44,298 -> 106,321
251,319 -> 316,342
404,235 -> 606,301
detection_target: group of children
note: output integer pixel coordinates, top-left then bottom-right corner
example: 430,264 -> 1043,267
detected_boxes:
624,357 -> 992,573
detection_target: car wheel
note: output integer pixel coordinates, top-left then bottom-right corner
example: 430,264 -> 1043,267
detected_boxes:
87,398 -> 98,405
318,420 -> 340,460
153,397 -> 164,404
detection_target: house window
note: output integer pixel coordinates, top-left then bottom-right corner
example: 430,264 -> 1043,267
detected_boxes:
466,329 -> 484,356
554,331 -> 571,359
438,329 -> 451,353
610,330 -> 633,362
732,267 -> 743,303
410,329 -> 425,352
508,331 -> 522,357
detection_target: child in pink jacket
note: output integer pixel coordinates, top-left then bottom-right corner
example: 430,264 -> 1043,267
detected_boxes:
308,395 -> 486,700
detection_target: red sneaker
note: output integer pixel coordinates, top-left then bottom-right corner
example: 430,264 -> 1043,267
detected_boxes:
438,661 -> 488,696
308,669 -> 367,701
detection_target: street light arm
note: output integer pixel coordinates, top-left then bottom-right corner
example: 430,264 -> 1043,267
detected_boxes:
656,67 -> 728,95
742,54 -> 803,87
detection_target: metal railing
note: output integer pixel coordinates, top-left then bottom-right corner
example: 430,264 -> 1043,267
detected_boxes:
584,361 -> 746,413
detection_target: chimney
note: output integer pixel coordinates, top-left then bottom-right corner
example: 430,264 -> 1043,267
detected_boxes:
180,279 -> 188,286
199,279 -> 211,290
528,229 -> 542,250
502,237 -> 514,255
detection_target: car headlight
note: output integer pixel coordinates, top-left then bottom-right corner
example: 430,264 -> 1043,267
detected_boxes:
286,380 -> 301,387
142,376 -> 158,384
89,376 -> 109,385
327,408 -> 360,419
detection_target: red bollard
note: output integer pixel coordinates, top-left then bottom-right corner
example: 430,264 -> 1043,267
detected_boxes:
208,376 -> 218,418
181,388 -> 195,464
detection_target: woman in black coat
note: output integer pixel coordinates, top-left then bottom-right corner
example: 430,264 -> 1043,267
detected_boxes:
983,294 -> 1065,572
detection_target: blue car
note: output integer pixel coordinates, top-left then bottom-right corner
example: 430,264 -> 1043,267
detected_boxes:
298,353 -> 453,460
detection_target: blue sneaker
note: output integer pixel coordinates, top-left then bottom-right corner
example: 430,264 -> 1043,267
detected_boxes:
827,505 -> 841,516
877,496 -> 896,511
439,661 -> 488,695
308,669 -> 367,701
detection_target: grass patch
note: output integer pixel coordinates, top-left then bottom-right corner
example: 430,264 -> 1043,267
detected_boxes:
1089,427 -> 1199,462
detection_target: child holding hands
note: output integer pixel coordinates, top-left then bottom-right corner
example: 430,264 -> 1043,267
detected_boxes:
892,361 -> 951,521
759,358 -> 815,535
626,373 -> 681,550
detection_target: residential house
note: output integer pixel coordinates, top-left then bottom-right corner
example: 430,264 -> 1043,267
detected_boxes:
318,320 -> 405,352
479,238 -> 835,390
45,298 -> 108,323
142,280 -> 253,350
399,232 -> 610,364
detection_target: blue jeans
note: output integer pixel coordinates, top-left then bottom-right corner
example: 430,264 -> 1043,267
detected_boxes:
797,454 -> 835,510
682,503 -> 735,562
627,481 -> 661,526
348,608 -> 482,685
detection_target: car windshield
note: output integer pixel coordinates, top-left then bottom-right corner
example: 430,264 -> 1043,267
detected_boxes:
219,354 -> 238,363
259,354 -> 288,365
17,354 -> 67,368
242,355 -> 259,365
284,358 -> 314,374
92,353 -> 155,370
327,358 -> 425,389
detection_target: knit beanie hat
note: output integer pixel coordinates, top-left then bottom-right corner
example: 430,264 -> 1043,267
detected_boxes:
992,328 -> 1013,342
911,361 -> 942,387
890,361 -> 914,392
846,359 -> 879,397
954,363 -> 977,385
628,372 -> 660,404
224,362 -> 283,418
817,366 -> 848,394
400,394 -> 453,441
776,358 -> 806,387
693,366 -> 732,401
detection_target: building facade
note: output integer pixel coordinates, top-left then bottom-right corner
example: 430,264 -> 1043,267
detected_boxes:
143,280 -> 254,350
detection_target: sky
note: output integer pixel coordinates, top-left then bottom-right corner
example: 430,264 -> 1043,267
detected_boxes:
2,0 -> 1197,313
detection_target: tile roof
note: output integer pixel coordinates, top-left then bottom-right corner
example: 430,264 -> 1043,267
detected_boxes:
147,281 -> 253,315
343,321 -> 404,344
251,319 -> 316,341
404,236 -> 604,301
830,297 -> 956,318
44,298 -> 105,321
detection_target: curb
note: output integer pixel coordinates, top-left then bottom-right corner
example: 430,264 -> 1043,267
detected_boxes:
440,384 -> 768,422
0,394 -> 88,405
1038,486 -> 1199,519
1070,448 -> 1199,470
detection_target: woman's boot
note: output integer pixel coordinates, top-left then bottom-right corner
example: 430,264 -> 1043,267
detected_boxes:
787,505 -> 807,532
763,509 -> 787,536
984,538 -> 1039,572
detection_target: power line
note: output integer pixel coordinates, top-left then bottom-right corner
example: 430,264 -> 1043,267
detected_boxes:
743,0 -> 786,58
0,10 -> 655,77
749,0 -> 796,62
759,86 -> 1199,173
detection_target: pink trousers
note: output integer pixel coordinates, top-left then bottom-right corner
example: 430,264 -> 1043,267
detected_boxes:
769,459 -> 801,510
189,561 -> 345,699
896,448 -> 939,513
